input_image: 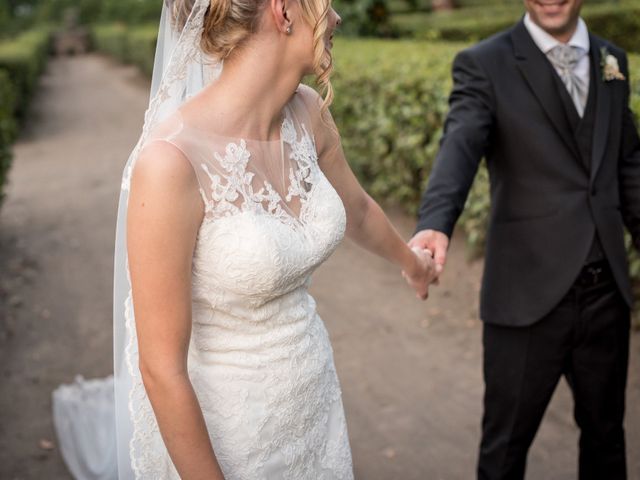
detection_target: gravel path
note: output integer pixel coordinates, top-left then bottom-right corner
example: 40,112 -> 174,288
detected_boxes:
0,54 -> 638,480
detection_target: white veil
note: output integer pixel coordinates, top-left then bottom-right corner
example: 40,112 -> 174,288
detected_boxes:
53,2 -> 220,479
113,0 -> 220,478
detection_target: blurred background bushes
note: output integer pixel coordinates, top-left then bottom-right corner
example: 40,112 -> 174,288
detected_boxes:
0,27 -> 50,206
0,69 -> 16,207
0,29 -> 51,120
93,24 -> 158,77
0,0 -> 162,34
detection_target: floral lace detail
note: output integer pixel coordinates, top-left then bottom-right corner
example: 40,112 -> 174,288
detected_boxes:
125,284 -> 174,479
197,116 -> 321,233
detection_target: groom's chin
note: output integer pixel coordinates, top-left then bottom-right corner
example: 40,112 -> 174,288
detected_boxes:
537,17 -> 574,35
524,0 -> 583,36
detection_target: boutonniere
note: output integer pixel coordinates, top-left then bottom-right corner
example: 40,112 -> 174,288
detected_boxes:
600,47 -> 625,82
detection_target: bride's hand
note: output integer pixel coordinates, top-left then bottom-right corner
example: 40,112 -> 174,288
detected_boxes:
402,247 -> 438,300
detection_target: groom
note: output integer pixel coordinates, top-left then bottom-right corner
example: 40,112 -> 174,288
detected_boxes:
410,0 -> 640,478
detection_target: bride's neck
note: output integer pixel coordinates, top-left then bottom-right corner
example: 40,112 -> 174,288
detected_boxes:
199,41 -> 304,140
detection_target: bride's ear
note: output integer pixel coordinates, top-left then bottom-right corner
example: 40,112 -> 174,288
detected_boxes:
270,0 -> 293,35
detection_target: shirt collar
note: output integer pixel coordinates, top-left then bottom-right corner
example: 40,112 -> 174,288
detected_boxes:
523,13 -> 590,54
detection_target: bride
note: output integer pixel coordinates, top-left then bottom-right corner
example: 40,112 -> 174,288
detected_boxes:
53,0 -> 437,478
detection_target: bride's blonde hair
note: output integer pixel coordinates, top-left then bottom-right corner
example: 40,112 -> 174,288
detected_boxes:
172,0 -> 334,110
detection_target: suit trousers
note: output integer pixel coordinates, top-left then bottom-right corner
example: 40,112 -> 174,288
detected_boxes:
477,262 -> 630,480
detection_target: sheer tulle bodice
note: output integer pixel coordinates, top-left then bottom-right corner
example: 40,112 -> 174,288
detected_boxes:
124,91 -> 354,479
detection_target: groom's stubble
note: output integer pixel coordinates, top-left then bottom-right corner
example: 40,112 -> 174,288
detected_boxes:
523,0 -> 584,43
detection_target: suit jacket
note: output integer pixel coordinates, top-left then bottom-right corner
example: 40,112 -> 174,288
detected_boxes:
415,19 -> 640,326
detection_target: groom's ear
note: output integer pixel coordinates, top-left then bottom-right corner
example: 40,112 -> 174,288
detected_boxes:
269,0 -> 292,35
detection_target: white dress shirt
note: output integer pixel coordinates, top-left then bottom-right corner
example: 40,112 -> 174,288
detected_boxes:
524,13 -> 591,99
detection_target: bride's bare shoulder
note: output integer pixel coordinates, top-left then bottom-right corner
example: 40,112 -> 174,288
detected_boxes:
127,141 -> 203,253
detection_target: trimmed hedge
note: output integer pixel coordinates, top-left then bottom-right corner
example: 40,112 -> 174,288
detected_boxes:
93,23 -> 157,76
124,25 -> 159,77
92,24 -> 129,61
0,27 -> 51,208
0,70 -> 16,206
393,2 -> 640,53
0,29 -> 51,120
330,39 -> 457,208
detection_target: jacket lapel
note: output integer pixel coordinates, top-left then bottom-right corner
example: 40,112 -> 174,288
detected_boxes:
589,35 -> 612,183
510,20 -> 582,161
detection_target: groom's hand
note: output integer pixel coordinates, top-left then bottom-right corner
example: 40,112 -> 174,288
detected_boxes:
408,229 -> 449,278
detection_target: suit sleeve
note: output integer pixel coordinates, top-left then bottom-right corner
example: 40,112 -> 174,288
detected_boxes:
617,52 -> 640,250
415,49 -> 496,237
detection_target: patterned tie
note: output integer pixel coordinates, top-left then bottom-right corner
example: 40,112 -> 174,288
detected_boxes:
546,44 -> 588,117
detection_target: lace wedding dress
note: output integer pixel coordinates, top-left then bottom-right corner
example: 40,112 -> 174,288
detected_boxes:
54,87 -> 354,480
52,0 -> 354,475
134,88 -> 353,479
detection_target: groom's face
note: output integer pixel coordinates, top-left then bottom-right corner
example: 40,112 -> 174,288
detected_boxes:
524,0 -> 583,39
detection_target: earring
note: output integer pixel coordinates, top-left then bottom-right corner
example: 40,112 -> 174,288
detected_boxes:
286,25 -> 292,35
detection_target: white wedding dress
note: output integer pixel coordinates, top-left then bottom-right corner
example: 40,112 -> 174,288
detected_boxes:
139,89 -> 353,479
54,87 -> 354,479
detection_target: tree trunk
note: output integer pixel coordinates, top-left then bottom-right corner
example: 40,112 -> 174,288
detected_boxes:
431,0 -> 456,11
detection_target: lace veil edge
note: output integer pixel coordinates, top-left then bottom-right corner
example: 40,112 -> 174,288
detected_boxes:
112,1 -> 220,477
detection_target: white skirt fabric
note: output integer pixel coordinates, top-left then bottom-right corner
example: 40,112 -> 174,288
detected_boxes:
52,375 -> 117,480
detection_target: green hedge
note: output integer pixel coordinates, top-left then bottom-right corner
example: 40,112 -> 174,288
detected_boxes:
93,24 -> 129,61
93,23 -> 158,76
331,39 -> 457,208
0,27 -> 51,208
0,29 -> 51,121
0,70 -> 16,206
393,2 -> 640,53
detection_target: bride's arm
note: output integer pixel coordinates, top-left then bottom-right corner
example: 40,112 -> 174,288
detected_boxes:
297,87 -> 436,299
127,142 -> 225,480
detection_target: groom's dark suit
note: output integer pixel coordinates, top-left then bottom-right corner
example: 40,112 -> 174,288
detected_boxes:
416,19 -> 640,480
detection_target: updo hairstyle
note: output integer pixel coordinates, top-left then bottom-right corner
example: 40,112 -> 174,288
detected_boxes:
171,0 -> 334,108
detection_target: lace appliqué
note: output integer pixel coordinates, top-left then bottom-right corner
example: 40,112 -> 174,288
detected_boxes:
125,286 -> 176,479
198,118 -> 321,232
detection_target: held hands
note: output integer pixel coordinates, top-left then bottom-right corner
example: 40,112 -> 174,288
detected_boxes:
403,229 -> 450,300
402,247 -> 438,300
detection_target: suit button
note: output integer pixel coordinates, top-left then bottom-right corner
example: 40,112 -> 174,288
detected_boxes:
591,187 -> 597,197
